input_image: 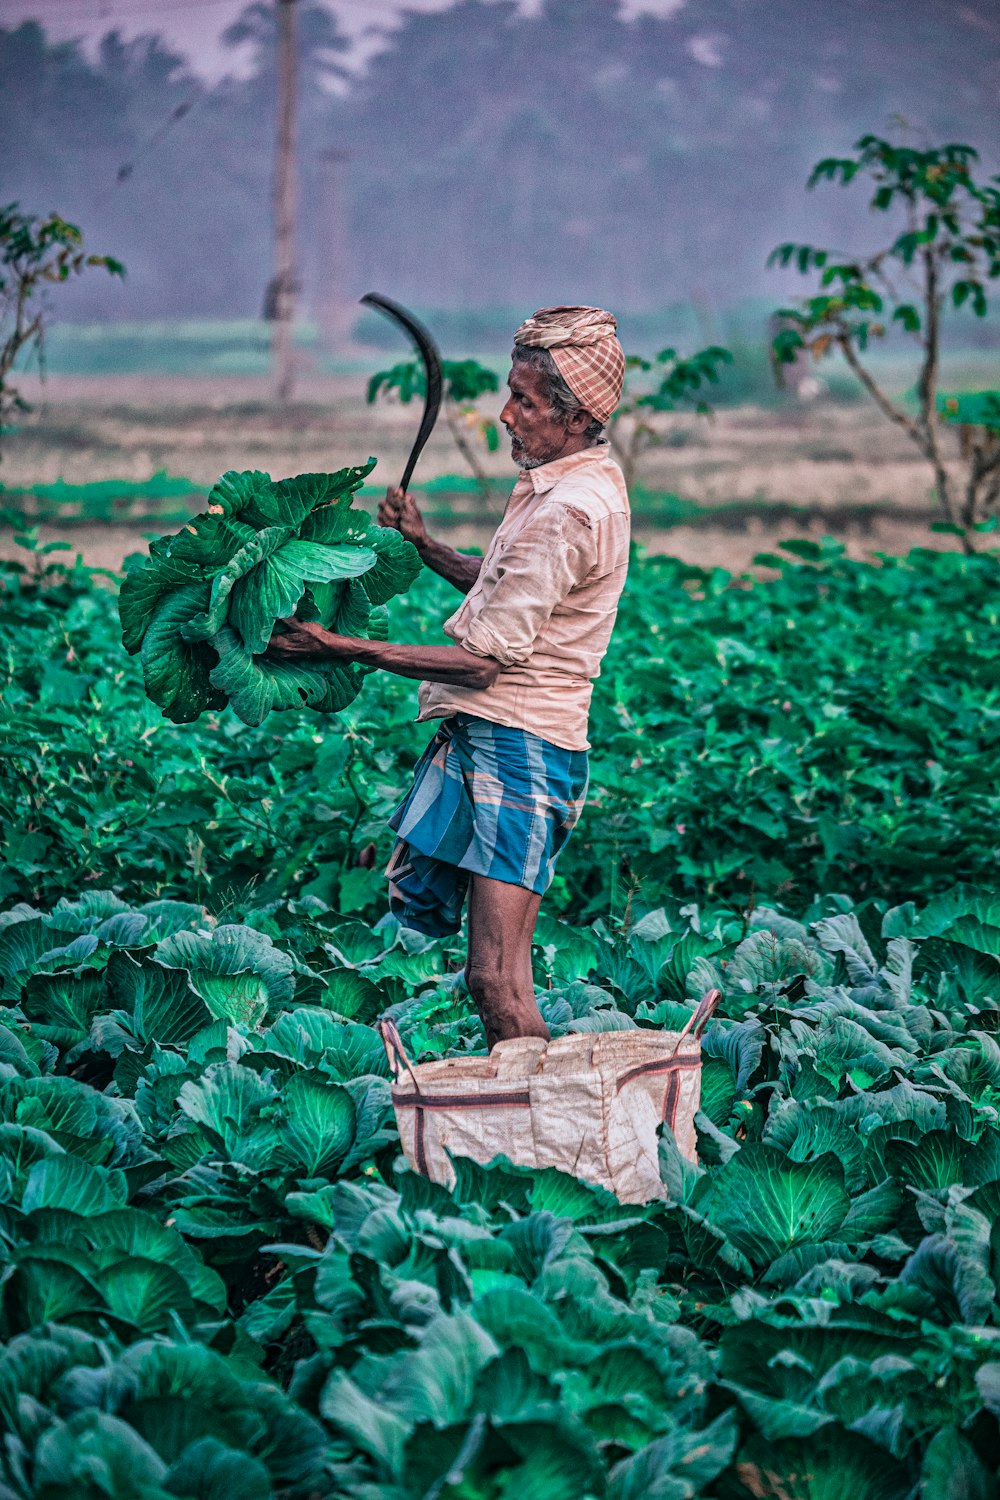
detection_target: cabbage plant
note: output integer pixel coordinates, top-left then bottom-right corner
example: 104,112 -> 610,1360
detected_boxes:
119,460 -> 420,725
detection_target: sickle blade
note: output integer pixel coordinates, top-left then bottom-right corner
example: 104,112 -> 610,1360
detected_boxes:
361,292 -> 443,492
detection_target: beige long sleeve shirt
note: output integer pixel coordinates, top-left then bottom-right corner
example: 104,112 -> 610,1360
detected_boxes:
417,442 -> 630,751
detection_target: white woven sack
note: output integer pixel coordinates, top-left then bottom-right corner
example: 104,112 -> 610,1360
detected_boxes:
379,988 -> 721,1205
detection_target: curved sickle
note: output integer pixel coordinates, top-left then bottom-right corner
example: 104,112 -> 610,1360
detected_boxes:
361,292 -> 443,493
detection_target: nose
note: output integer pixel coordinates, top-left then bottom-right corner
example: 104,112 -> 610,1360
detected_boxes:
499,394 -> 518,430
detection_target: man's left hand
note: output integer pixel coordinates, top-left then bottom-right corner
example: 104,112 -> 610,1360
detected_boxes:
266,618 -> 350,660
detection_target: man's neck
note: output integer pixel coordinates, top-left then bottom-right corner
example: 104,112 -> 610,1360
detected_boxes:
557,432 -> 596,460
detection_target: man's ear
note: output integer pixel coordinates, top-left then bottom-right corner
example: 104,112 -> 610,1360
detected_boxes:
567,406 -> 593,433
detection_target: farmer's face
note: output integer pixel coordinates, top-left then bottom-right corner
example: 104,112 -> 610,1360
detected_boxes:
500,363 -> 578,469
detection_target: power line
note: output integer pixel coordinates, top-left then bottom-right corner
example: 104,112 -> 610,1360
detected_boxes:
114,93 -> 199,185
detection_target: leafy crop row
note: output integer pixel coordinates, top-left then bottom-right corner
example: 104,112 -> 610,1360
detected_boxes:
2,537 -> 998,915
2,875 -> 1000,1495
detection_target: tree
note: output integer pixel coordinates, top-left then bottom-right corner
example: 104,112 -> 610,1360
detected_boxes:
221,1 -> 349,91
608,345 -> 732,492
770,135 -> 1000,545
368,358 -> 500,501
0,205 -> 123,461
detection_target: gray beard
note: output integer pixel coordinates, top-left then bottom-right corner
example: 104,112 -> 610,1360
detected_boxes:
509,433 -> 555,469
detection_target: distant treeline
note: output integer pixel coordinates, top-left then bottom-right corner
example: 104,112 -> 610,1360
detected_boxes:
2,1 -> 999,331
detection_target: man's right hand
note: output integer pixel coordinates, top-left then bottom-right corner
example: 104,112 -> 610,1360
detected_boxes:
378,486 -> 429,550
379,486 -> 482,594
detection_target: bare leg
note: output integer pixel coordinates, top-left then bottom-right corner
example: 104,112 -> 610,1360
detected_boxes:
466,874 -> 549,1050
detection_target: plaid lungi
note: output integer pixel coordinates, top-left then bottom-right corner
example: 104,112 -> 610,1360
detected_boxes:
385,714 -> 589,937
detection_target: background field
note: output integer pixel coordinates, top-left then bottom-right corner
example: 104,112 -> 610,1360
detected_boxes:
3,338 -> 995,576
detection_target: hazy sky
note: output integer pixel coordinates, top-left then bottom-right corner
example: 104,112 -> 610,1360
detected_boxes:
5,0 -> 686,77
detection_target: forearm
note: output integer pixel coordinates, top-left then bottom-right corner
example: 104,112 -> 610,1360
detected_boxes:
301,630 -> 500,688
415,535 -> 482,593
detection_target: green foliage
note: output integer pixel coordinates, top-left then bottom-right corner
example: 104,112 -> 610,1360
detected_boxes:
771,138 -> 999,341
2,538 -> 998,916
368,356 -> 501,494
117,460 -> 421,725
0,203 -> 124,456
624,346 -> 734,413
939,390 -> 1000,432
583,539 -> 1000,918
0,469 -> 208,525
368,357 -> 498,409
769,135 -> 1000,536
609,344 -> 733,489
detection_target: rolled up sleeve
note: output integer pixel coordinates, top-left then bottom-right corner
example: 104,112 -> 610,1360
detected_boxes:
459,503 -> 598,666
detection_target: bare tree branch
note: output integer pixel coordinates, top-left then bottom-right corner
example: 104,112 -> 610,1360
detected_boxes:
836,334 -> 923,445
962,434 -> 1000,528
443,400 -> 494,505
915,248 -> 960,531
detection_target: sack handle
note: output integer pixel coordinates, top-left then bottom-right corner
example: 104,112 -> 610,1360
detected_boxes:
670,987 -> 722,1053
380,993 -> 722,1079
378,1018 -> 421,1090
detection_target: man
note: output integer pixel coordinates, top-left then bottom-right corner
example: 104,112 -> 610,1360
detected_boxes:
268,305 -> 629,1049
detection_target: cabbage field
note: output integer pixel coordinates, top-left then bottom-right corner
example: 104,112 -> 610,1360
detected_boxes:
2,525 -> 1000,1498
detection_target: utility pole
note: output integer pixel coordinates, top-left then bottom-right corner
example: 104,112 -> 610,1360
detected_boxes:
272,0 -> 298,403
316,149 -> 352,355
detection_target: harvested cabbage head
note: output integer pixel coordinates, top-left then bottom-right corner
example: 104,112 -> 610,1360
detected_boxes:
119,460 -> 420,725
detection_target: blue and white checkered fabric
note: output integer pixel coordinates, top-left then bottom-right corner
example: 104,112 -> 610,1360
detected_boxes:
385,714 -> 589,937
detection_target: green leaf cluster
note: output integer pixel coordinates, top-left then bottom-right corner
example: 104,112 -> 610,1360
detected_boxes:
771,136 -> 1000,341
939,390 -> 1000,433
620,344 -> 733,416
117,460 -> 421,725
581,542 -> 1000,918
367,358 -> 502,489
367,356 -> 499,408
3,880 -> 1000,1493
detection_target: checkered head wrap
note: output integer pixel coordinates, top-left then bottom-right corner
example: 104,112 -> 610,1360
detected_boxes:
513,305 -> 626,424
